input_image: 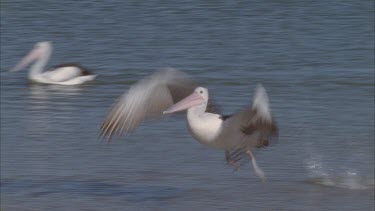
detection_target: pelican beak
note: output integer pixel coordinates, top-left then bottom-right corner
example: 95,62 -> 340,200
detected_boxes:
163,92 -> 205,114
10,47 -> 42,72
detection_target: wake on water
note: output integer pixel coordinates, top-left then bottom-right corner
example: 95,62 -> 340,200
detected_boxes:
304,158 -> 374,190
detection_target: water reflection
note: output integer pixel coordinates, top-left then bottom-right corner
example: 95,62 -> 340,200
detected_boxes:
26,84 -> 85,139
28,83 -> 84,99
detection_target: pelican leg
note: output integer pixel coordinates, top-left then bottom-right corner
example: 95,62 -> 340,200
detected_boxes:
245,148 -> 266,182
225,150 -> 240,171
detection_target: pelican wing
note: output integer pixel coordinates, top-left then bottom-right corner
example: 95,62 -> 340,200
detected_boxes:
99,69 -> 198,141
222,84 -> 278,149
44,66 -> 83,82
44,64 -> 94,82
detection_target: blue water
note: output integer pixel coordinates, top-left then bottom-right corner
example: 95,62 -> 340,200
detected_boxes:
1,1 -> 374,210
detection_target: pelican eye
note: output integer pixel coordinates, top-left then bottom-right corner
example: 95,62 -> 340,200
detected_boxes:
200,90 -> 203,94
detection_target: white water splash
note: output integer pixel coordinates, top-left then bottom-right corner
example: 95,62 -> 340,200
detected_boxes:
304,155 -> 374,190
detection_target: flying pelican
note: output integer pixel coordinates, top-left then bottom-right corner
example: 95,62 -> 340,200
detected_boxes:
100,69 -> 278,181
11,41 -> 96,85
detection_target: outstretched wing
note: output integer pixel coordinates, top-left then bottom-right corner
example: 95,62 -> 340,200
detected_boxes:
99,68 -> 200,141
222,84 -> 278,149
222,84 -> 278,175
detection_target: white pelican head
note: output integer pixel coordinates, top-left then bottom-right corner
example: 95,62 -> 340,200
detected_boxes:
163,87 -> 209,114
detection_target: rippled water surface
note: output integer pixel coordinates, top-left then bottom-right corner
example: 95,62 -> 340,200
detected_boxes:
1,1 -> 374,210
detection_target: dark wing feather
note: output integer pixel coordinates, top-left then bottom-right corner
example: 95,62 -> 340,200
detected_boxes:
53,63 -> 94,76
222,84 -> 278,149
223,85 -> 278,168
238,107 -> 278,148
220,114 -> 233,121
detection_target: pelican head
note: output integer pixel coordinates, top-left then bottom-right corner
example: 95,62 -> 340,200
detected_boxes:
163,87 -> 208,114
11,41 -> 52,72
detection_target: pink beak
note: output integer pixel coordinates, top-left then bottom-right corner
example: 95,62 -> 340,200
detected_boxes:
163,92 -> 205,114
10,47 -> 43,72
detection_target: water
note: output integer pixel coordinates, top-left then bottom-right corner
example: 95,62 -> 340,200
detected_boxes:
1,1 -> 374,210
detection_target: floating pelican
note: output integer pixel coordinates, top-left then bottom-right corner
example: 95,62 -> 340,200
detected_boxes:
100,69 -> 278,181
11,41 -> 96,85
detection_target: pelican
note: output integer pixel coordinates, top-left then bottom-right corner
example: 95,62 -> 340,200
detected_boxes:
100,69 -> 278,181
11,41 -> 96,85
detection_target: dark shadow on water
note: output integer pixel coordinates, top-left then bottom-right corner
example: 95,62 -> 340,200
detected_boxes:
1,178 -> 185,202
